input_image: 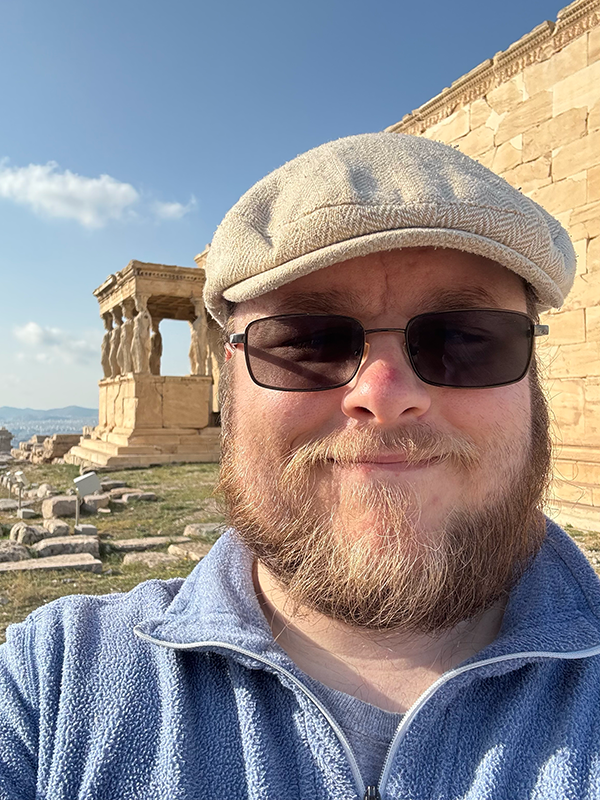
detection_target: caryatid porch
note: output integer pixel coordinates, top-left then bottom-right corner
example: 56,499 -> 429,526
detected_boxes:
67,260 -> 221,468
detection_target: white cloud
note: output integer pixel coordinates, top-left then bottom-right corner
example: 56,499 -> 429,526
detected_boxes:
0,158 -> 197,228
153,195 -> 197,220
0,160 -> 140,228
13,322 -> 100,366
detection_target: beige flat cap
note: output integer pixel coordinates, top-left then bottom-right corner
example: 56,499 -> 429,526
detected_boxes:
204,132 -> 576,325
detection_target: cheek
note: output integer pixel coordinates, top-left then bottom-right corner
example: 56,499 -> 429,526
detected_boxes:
230,355 -> 344,449
438,382 -> 532,446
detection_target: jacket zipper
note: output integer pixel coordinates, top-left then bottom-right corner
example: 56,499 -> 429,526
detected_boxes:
134,627 -> 600,800
134,631 -> 367,797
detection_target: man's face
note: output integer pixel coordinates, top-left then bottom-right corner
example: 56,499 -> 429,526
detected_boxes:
219,248 -> 550,632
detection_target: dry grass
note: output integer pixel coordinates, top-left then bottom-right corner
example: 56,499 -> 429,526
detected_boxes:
0,462 -> 223,642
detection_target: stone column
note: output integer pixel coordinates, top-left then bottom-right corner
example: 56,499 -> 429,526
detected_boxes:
0,427 -> 13,454
132,294 -> 152,374
188,298 -> 209,376
100,311 -> 113,379
149,318 -> 163,376
117,297 -> 136,375
109,305 -> 123,378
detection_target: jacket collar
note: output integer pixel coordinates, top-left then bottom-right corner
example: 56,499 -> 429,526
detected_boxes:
135,519 -> 600,664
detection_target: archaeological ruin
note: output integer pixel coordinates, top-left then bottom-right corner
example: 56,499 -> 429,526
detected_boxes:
0,428 -> 13,455
66,258 -> 221,468
387,0 -> 600,531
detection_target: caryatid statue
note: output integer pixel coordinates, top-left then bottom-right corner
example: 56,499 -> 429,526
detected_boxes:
132,294 -> 152,374
109,305 -> 123,378
188,298 -> 209,376
149,318 -> 163,376
100,311 -> 113,379
117,297 -> 136,375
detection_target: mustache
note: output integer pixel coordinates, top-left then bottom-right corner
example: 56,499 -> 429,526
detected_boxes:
281,424 -> 480,475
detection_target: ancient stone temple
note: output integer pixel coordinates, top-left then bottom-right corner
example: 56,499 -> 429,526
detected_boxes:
387,0 -> 600,530
67,260 -> 221,468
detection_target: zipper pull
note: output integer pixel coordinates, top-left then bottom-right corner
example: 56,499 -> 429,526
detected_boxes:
364,787 -> 381,800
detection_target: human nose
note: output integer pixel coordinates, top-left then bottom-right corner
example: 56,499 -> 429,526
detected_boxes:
341,332 -> 432,425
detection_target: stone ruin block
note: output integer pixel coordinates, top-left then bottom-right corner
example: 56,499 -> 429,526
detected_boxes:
43,519 -> 71,537
37,483 -> 57,499
0,553 -> 102,574
42,434 -> 82,463
0,541 -> 30,562
42,495 -> 78,519
9,523 -> 47,545
31,536 -> 100,559
82,494 -> 110,513
0,427 -> 13,455
74,524 -> 98,536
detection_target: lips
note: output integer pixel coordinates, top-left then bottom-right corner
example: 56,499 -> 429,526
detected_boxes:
328,454 -> 444,468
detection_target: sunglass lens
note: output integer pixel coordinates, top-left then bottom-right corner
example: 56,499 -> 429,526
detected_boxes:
406,310 -> 533,388
245,315 -> 364,390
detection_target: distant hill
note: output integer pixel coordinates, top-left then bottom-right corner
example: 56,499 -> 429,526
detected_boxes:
0,406 -> 98,422
0,407 -> 99,447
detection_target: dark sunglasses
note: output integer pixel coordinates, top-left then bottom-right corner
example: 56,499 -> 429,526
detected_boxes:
228,310 -> 549,392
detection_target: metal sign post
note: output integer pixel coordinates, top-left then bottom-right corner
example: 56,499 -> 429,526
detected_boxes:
73,472 -> 102,530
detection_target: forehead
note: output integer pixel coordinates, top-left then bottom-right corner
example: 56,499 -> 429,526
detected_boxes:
234,247 -> 527,324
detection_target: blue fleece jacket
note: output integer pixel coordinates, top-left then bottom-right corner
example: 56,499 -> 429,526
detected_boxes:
1,520 -> 600,800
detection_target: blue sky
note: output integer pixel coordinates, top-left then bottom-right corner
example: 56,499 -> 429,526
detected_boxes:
0,0 -> 567,408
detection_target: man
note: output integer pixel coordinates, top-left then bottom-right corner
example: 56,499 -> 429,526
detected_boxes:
1,133 -> 599,800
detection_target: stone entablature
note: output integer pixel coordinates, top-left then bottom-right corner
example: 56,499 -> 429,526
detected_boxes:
94,261 -> 205,321
387,0 -> 600,136
387,0 -> 600,532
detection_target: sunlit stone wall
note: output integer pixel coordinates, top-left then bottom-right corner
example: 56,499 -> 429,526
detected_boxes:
387,0 -> 600,531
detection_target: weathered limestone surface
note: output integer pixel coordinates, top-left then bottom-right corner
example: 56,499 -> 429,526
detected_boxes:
167,541 -> 212,561
0,542 -> 30,562
74,524 -> 98,536
122,552 -> 180,567
31,536 -> 100,559
108,535 -> 191,552
0,553 -> 102,573
43,519 -> 71,537
183,523 -> 225,538
82,493 -> 110,513
9,523 -> 47,545
42,495 -> 78,519
388,0 -> 600,531
0,427 -> 13,454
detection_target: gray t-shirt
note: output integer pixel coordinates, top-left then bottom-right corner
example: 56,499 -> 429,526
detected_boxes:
306,677 -> 404,788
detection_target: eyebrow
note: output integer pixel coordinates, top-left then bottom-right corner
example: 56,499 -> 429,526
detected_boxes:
268,285 -> 503,318
272,290 -> 365,315
413,286 -> 501,313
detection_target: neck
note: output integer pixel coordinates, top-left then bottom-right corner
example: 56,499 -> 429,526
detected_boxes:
255,561 -> 506,713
